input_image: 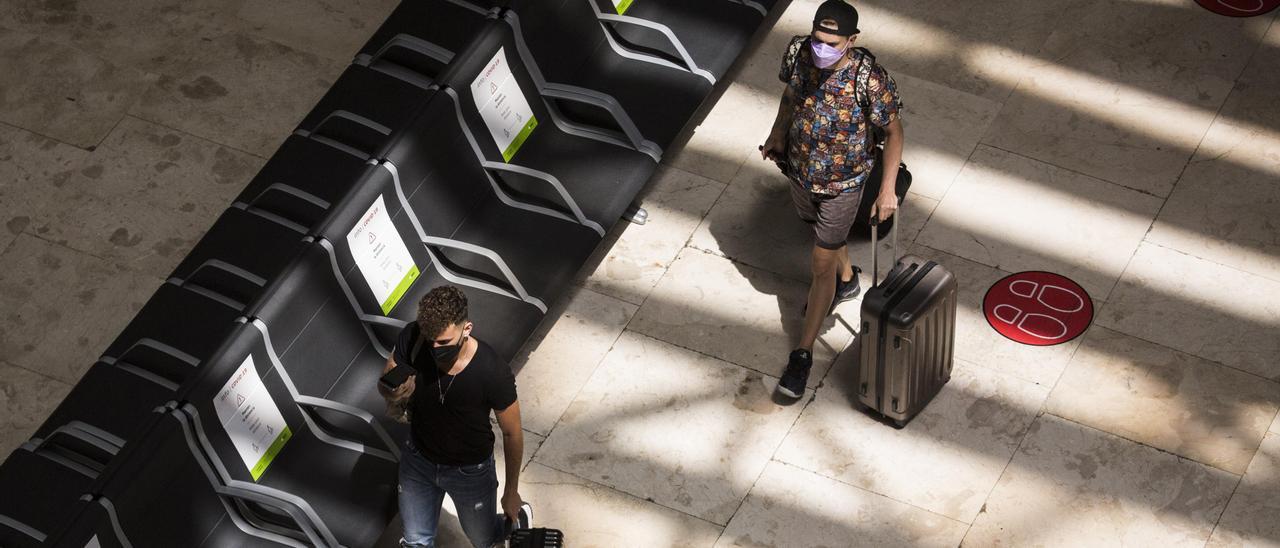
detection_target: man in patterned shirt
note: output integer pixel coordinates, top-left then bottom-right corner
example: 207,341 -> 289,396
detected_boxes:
761,0 -> 904,400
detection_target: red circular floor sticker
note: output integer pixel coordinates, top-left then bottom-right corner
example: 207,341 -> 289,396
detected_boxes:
984,271 -> 1093,346
1196,0 -> 1280,17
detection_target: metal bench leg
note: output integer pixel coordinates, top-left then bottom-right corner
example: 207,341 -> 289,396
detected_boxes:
624,203 -> 649,225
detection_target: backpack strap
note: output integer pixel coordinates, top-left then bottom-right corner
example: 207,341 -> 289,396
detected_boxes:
779,35 -> 809,84
851,47 -> 885,148
852,47 -> 876,110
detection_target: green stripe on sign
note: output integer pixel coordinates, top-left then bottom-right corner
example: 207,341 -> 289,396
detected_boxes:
502,116 -> 539,162
381,265 -> 421,315
251,426 -> 292,481
615,0 -> 633,14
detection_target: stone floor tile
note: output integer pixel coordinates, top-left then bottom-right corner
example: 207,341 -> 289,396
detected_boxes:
1039,0 -> 1269,83
0,0 -> 239,74
233,0 -> 400,62
780,356 -> 1048,523
1191,20 -> 1280,178
0,235 -> 160,384
496,428 -> 544,493
1208,433 -> 1280,548
665,83 -> 778,185
0,361 -> 72,457
511,287 -> 637,436
716,461 -> 968,548
980,42 -> 1232,197
851,0 -> 1090,102
534,331 -> 803,525
1098,242 -> 1280,381
965,415 -> 1238,547
33,116 -> 264,277
518,463 -> 723,547
1273,412 -> 1279,435
1047,326 -> 1280,474
581,167 -> 726,305
905,244 -> 1087,387
1147,32 -> 1280,283
915,146 -> 1163,299
0,28 -> 152,148
1147,142 -> 1280,284
129,30 -> 346,157
689,157 -> 935,284
0,124 -> 92,252
892,70 -> 1002,200
628,248 -> 853,384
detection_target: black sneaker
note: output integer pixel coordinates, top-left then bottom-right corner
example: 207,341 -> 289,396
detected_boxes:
833,266 -> 863,308
776,349 -> 812,399
803,266 -> 862,317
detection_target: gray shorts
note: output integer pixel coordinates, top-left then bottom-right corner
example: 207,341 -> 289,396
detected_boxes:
789,179 -> 864,250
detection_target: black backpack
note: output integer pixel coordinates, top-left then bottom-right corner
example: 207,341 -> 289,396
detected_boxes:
848,46 -> 912,238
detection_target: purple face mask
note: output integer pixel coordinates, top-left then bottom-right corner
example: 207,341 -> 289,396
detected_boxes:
810,39 -> 848,69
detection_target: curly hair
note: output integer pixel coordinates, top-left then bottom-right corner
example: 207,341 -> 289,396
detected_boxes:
417,286 -> 469,339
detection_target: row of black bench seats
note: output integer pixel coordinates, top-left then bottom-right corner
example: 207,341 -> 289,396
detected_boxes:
0,0 -> 781,546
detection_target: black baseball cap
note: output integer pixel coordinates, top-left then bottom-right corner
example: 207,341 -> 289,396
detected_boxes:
812,0 -> 859,36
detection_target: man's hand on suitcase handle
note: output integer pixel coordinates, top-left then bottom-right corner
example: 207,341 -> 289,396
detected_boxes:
869,192 -> 900,223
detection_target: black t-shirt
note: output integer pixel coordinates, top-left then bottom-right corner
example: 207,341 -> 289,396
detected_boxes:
393,325 -> 517,466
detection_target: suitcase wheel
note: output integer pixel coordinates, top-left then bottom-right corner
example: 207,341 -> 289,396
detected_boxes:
892,418 -> 907,429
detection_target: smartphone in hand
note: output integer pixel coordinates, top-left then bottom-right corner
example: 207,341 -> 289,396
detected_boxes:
379,364 -> 415,391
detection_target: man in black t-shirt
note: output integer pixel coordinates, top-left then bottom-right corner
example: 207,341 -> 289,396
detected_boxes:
378,286 -> 529,547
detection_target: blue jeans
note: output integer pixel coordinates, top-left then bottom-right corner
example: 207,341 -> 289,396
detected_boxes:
399,442 -> 504,548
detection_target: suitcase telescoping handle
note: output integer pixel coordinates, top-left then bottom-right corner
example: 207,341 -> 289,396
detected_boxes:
868,198 -> 901,288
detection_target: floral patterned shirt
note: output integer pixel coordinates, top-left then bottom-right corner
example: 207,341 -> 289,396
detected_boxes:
779,35 -> 902,195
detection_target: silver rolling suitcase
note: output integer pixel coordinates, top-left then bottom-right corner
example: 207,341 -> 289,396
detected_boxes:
856,212 -> 958,428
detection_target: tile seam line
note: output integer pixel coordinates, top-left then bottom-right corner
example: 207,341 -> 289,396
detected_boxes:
905,240 -> 1279,384
123,113 -> 270,161
620,168 -> 735,313
1204,427 -> 1272,545
1085,322 -> 1280,388
960,407 -> 1037,547
1,358 -> 75,390
956,410 -> 1247,546
1045,412 -> 1247,477
768,457 -> 973,528
1201,0 -> 1280,500
1105,15 -> 1272,300
976,143 -> 1170,200
0,119 -> 89,151
19,232 -> 169,285
1139,237 -> 1280,286
963,315 -> 1084,542
618,329 -> 787,383
530,286 -> 639,439
915,129 -> 987,254
723,371 -> 833,541
91,114 -> 128,151
948,355 -> 1057,393
527,459 -> 727,530
682,243 -> 818,286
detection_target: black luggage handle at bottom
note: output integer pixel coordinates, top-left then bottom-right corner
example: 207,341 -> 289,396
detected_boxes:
869,199 -> 901,288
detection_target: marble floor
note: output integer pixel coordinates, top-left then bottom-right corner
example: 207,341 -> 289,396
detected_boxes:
2,0 -> 1279,546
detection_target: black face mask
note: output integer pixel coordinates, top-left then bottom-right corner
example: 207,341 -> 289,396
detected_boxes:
430,332 -> 467,369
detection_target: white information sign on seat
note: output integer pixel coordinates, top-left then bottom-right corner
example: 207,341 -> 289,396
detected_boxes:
470,47 -> 539,162
214,356 -> 292,481
347,195 -> 421,314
